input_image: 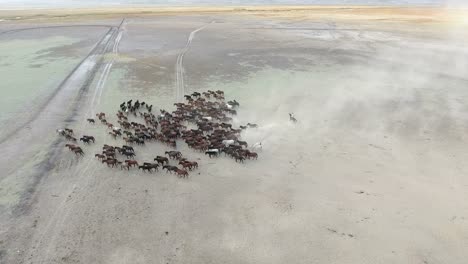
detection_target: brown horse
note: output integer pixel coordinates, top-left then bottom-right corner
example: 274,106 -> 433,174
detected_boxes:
247,152 -> 258,160
103,159 -> 117,167
179,161 -> 198,171
95,154 -> 105,160
175,169 -> 189,178
96,112 -> 106,120
125,160 -> 139,167
189,161 -> 199,169
180,162 -> 192,171
73,148 -> 84,156
65,144 -> 78,150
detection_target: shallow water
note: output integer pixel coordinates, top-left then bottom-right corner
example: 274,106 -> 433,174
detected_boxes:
0,37 -> 80,124
0,27 -> 108,139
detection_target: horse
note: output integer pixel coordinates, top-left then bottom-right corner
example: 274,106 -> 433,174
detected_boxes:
65,144 -> 78,150
247,152 -> 258,160
179,162 -> 192,171
222,139 -> 235,147
95,154 -> 105,160
251,142 -> 263,152
234,155 -> 245,163
163,165 -> 178,173
175,169 -> 189,178
121,150 -> 135,159
189,161 -> 199,169
237,140 -> 248,148
65,135 -> 77,142
139,165 -> 152,173
165,151 -> 181,160
143,163 -> 159,172
205,149 -> 219,158
289,113 -> 297,123
83,135 -> 95,143
103,159 -> 117,167
96,112 -> 106,120
122,145 -> 134,151
154,156 -> 169,165
80,137 -> 91,144
87,118 -> 95,124
64,128 -> 74,135
56,129 -> 66,136
73,148 -> 84,156
125,160 -> 139,167
227,100 -> 239,107
179,161 -> 198,171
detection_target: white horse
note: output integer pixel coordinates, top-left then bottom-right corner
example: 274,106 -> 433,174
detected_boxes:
251,142 -> 263,152
56,129 -> 65,136
222,139 -> 235,147
202,116 -> 213,121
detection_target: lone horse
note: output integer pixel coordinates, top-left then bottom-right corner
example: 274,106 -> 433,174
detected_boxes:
289,113 -> 297,123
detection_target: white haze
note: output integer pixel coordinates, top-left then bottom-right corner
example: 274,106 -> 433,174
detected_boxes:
0,0 -> 452,9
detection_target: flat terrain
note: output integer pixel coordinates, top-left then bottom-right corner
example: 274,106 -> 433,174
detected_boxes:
1,6 -> 468,264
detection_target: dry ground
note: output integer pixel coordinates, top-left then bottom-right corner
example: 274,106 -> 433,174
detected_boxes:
1,6 -> 468,264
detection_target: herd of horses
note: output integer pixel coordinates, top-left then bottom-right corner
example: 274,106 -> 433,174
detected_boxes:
59,90 -> 262,178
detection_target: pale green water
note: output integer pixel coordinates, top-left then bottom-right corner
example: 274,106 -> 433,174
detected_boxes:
0,36 -> 82,128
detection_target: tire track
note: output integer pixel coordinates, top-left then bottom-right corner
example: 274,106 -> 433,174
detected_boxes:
17,19 -> 126,264
93,19 -> 125,111
83,19 -> 125,132
0,25 -> 114,144
175,21 -> 213,101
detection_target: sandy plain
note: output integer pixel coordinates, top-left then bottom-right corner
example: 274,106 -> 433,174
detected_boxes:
1,6 -> 468,264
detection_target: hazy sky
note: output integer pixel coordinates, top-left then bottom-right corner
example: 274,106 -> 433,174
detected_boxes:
0,0 -> 464,8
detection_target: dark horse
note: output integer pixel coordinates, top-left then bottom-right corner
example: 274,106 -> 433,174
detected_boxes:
205,149 -> 219,158
163,165 -> 178,173
154,156 -> 169,165
289,113 -> 297,123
